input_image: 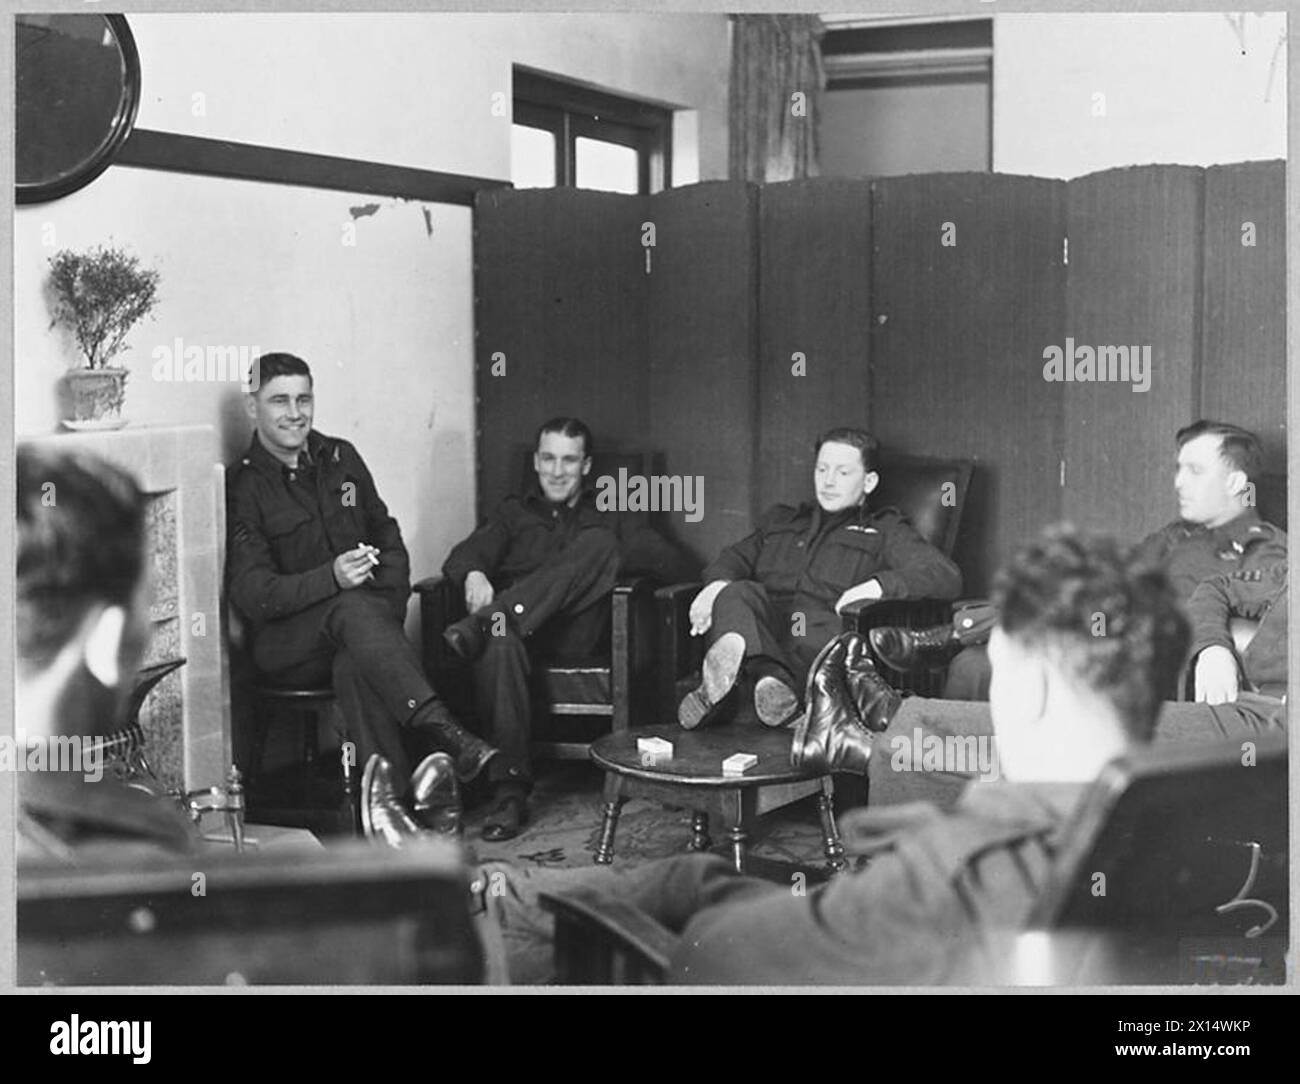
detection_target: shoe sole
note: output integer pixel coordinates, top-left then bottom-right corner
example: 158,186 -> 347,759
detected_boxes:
678,632 -> 745,729
481,798 -> 528,842
754,676 -> 800,728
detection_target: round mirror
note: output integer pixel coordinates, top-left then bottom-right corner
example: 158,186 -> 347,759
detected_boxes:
16,14 -> 141,204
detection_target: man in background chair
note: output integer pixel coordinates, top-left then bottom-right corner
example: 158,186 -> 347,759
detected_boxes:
440,416 -> 692,841
678,426 -> 961,732
226,352 -> 494,819
872,420 -> 1286,706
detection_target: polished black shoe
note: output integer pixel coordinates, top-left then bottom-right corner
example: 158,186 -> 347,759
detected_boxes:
844,634 -> 904,733
678,631 -> 745,730
410,699 -> 499,783
361,755 -> 423,848
790,634 -> 875,776
868,623 -> 962,674
481,787 -> 529,842
754,674 -> 800,728
411,752 -> 462,835
443,613 -> 488,661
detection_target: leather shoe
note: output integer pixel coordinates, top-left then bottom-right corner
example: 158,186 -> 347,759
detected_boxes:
754,674 -> 800,728
791,634 -> 876,776
481,789 -> 528,842
443,613 -> 488,661
411,752 -> 462,835
410,699 -> 499,783
361,755 -> 423,848
868,623 -> 961,673
678,631 -> 745,730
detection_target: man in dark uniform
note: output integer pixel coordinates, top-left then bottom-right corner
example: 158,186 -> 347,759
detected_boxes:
440,417 -> 691,841
678,426 -> 962,731
871,420 -> 1286,702
225,353 -> 496,809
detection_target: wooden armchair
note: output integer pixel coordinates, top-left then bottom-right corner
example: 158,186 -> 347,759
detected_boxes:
418,450 -> 666,760
657,452 -> 976,717
538,731 -> 1288,985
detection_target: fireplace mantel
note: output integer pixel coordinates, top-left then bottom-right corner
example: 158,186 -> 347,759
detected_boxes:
21,424 -> 230,790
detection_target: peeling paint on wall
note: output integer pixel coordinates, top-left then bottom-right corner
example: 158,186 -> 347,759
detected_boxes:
349,202 -> 381,220
422,206 -> 434,237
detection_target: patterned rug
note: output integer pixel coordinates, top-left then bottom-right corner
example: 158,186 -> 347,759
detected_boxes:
462,762 -> 839,876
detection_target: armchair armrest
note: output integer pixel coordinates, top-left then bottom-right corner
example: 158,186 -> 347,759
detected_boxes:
539,887 -> 675,984
839,597 -> 957,697
612,576 -> 658,732
655,582 -> 703,726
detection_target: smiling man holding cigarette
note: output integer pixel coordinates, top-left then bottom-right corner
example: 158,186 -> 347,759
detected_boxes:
226,353 -> 496,833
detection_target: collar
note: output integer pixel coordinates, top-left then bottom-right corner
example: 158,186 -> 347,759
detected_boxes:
804,498 -> 871,533
243,430 -> 335,479
522,483 -> 598,517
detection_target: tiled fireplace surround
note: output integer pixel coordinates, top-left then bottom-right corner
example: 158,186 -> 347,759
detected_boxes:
23,425 -> 230,790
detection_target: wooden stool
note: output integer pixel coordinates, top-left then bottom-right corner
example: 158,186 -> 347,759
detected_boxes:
247,684 -> 360,837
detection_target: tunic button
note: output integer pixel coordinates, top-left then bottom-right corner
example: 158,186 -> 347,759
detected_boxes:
407,699 -> 417,709
962,618 -> 973,628
513,603 -> 525,614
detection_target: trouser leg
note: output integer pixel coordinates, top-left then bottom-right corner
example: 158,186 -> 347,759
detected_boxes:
489,528 -> 620,637
709,580 -> 802,684
476,853 -> 778,984
331,650 -> 414,786
472,629 -> 534,788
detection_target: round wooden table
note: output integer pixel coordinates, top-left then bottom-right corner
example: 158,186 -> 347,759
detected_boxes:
589,723 -> 846,874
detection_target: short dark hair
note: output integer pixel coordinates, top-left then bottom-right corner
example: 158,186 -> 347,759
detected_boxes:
536,417 -> 593,459
992,524 -> 1189,741
249,352 -> 312,393
17,446 -> 148,673
1175,420 -> 1262,481
814,427 -> 879,472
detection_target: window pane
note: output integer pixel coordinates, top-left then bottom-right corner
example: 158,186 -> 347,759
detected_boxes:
575,137 -> 639,194
511,124 -> 556,188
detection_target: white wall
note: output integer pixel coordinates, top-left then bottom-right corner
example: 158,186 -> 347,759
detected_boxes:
13,13 -> 732,609
994,13 -> 1287,179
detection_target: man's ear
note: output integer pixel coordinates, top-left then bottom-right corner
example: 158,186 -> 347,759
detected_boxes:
533,451 -> 543,476
862,470 -> 880,497
1226,468 -> 1249,500
82,605 -> 128,689
581,456 -> 592,477
244,393 -> 259,422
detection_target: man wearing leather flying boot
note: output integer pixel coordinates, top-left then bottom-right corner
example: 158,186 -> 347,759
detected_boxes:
227,353 -> 497,815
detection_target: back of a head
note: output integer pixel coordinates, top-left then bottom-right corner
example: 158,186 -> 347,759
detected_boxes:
992,524 -> 1190,741
16,445 -> 147,675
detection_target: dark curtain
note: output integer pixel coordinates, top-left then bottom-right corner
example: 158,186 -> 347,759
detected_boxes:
729,15 -> 826,183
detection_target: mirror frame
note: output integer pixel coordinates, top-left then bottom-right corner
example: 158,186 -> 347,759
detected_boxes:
16,13 -> 142,205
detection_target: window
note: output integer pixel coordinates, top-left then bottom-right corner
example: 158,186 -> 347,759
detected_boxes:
511,69 -> 672,194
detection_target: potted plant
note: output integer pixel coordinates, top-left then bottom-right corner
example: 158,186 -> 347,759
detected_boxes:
48,243 -> 160,428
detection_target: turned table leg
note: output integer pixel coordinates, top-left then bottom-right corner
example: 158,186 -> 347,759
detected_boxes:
817,778 -> 847,873
594,775 -> 626,865
688,811 -> 712,852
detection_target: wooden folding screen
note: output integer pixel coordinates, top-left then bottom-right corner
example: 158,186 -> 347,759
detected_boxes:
473,187 -> 650,513
755,180 -> 872,508
473,161 -> 1285,588
869,173 -> 1067,594
1199,161 -> 1287,474
1061,167 -> 1204,547
645,182 -> 760,564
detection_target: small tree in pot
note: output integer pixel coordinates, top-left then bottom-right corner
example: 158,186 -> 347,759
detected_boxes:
48,244 -> 160,427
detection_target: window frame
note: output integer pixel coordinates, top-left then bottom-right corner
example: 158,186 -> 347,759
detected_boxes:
512,68 -> 672,194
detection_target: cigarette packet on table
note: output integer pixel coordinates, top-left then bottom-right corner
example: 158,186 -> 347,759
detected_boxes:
637,737 -> 674,765
722,752 -> 758,776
